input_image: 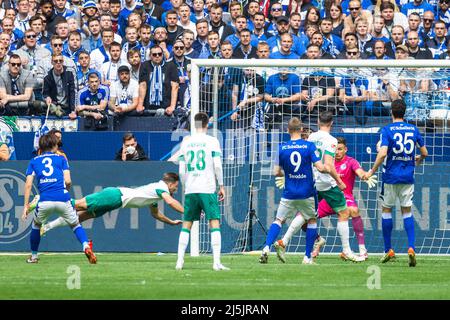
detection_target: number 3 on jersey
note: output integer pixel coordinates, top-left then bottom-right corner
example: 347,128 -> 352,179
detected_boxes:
187,150 -> 206,172
290,151 -> 302,172
42,157 -> 54,176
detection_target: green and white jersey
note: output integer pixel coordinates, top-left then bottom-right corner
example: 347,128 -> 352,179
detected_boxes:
118,180 -> 168,208
179,133 -> 222,194
308,130 -> 337,191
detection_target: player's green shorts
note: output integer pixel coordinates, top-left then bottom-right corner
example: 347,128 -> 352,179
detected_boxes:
183,193 -> 221,221
318,186 -> 347,213
85,187 -> 123,217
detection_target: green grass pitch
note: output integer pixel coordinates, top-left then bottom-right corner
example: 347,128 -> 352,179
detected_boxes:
1,253 -> 449,300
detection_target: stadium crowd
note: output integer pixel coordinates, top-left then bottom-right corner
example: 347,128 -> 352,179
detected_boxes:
0,0 -> 449,129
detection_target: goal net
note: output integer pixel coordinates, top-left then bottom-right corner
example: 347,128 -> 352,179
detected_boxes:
188,59 -> 450,256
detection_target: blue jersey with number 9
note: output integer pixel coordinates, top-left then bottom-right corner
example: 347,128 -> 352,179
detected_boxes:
380,121 -> 425,184
278,139 -> 320,200
26,152 -> 71,202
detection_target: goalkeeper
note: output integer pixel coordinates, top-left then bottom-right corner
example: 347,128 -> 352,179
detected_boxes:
35,172 -> 184,236
274,137 -> 377,262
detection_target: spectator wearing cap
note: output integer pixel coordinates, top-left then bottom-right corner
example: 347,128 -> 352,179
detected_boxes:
225,15 -> 259,50
42,52 -> 77,118
81,1 -> 99,36
208,3 -> 234,42
76,70 -> 110,121
137,45 -> 179,117
406,31 -> 433,59
394,44 -> 410,60
267,16 -> 306,56
150,27 -> 172,60
425,20 -> 449,59
109,65 -> 139,116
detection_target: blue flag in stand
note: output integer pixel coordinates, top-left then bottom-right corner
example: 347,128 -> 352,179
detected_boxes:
33,121 -> 50,152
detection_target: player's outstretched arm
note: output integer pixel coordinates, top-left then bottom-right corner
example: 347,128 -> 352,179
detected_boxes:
21,175 -> 34,221
161,192 -> 184,214
150,205 -> 182,225
365,146 -> 388,180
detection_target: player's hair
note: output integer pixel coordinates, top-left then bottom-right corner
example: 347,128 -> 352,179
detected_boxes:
48,128 -> 63,148
336,137 -> 347,146
391,99 -> 406,118
319,111 -> 334,125
162,172 -> 179,184
39,133 -> 58,152
194,112 -> 209,129
287,117 -> 302,133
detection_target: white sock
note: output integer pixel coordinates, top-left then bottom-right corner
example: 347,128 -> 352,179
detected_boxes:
359,244 -> 367,253
31,253 -> 38,259
337,220 -> 351,254
211,229 -> 221,265
46,217 -> 68,231
177,230 -> 190,262
282,215 -> 305,247
263,245 -> 270,253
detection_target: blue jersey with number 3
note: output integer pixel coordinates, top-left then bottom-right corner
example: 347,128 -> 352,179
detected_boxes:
26,152 -> 71,202
278,139 -> 320,200
380,122 -> 425,184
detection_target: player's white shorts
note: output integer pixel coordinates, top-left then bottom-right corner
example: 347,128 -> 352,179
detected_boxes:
35,201 -> 79,226
380,183 -> 414,208
276,197 -> 316,222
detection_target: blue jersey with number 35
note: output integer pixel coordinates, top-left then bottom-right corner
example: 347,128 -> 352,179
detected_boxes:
380,122 -> 425,184
26,152 -> 71,202
278,139 -> 320,200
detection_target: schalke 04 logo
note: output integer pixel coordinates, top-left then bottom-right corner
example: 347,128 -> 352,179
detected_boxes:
0,169 -> 39,244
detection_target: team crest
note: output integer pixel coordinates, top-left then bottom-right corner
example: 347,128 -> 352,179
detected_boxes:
340,163 -> 347,170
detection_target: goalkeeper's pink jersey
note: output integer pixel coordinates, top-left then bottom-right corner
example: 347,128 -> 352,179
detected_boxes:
335,155 -> 361,196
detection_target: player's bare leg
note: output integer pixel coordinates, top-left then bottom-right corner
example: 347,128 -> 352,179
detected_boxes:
40,208 -> 95,236
176,221 -> 192,270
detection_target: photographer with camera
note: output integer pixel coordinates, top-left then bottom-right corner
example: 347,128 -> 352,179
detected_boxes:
115,132 -> 149,161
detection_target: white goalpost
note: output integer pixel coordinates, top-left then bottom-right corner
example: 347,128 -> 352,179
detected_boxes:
188,59 -> 450,257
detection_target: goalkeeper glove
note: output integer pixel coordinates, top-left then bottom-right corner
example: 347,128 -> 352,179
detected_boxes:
275,176 -> 285,189
365,175 -> 378,189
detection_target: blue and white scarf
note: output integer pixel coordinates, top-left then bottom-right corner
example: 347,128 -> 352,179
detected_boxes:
149,62 -> 164,106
